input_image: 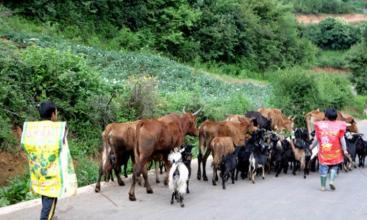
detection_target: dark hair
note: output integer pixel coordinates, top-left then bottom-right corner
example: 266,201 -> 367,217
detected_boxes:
325,108 -> 337,121
38,101 -> 56,120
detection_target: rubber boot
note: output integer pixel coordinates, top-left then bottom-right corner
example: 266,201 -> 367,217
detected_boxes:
320,176 -> 327,191
329,169 -> 337,191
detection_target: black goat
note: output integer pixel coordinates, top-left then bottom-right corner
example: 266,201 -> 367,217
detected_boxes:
220,147 -> 239,189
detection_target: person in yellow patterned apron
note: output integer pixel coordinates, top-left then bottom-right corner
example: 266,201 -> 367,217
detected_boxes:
21,101 -> 77,220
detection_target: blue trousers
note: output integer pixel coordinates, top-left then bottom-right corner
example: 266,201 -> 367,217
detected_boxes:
40,196 -> 57,220
319,164 -> 338,177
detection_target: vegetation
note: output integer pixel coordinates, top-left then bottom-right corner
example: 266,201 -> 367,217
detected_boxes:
285,0 -> 367,14
300,18 -> 363,50
347,27 -> 367,95
314,50 -> 348,69
3,0 -> 315,71
1,0 -> 366,207
270,68 -> 353,126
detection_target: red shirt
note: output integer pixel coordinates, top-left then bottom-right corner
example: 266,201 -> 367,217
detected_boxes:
314,120 -> 346,165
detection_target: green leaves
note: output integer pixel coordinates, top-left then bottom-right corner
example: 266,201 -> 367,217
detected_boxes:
302,18 -> 362,50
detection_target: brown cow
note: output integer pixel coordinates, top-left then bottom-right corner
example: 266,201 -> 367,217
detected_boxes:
210,136 -> 236,186
95,121 -> 139,192
258,108 -> 294,132
305,109 -> 358,137
197,119 -> 254,181
225,114 -> 250,123
128,111 -> 199,201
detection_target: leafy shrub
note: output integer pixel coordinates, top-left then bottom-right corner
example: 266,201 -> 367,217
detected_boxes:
0,173 -> 39,207
74,157 -> 99,187
270,68 -> 353,126
315,50 -> 347,68
285,0 -> 358,14
347,27 -> 367,95
4,0 -> 315,71
301,18 -> 362,50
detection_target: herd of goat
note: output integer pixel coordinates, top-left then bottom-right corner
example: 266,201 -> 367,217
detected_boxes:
94,108 -> 367,207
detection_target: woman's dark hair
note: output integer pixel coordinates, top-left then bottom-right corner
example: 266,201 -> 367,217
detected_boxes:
38,101 -> 56,120
325,108 -> 337,121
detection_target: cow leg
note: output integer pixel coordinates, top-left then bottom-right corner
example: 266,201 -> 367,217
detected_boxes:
155,161 -> 160,184
231,170 -> 235,184
114,165 -> 125,186
123,159 -> 129,178
235,168 -> 239,181
212,166 -> 217,186
128,163 -> 140,201
262,166 -> 265,180
162,155 -> 171,186
159,160 -> 164,174
202,150 -> 211,181
95,165 -> 103,192
197,152 -> 202,180
142,166 -> 153,194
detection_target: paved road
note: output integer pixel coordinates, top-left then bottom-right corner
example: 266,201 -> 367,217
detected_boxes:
1,121 -> 367,220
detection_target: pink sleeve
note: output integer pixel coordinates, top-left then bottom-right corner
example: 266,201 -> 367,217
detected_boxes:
339,121 -> 347,138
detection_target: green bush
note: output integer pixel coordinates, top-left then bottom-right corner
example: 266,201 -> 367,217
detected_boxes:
270,68 -> 353,126
315,50 -> 347,68
285,0 -> 360,14
0,173 -> 39,207
347,27 -> 367,95
74,157 -> 99,187
301,18 -> 362,50
4,0 -> 315,71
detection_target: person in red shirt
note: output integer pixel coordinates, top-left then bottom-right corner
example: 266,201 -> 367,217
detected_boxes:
309,108 -> 349,191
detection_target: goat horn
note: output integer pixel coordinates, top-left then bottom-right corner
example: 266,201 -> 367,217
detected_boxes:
193,107 -> 202,116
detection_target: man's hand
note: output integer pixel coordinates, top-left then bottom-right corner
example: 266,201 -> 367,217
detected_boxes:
344,150 -> 349,156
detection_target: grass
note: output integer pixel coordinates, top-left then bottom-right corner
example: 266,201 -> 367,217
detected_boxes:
315,49 -> 348,69
343,95 -> 367,119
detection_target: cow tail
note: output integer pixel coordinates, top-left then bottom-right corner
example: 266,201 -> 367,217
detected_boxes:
101,129 -> 111,174
134,121 -> 143,164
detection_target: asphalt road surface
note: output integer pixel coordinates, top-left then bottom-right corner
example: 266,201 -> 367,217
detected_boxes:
1,120 -> 367,220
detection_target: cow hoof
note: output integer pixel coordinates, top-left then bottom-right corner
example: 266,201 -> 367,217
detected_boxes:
212,181 -> 216,186
262,177 -> 265,180
187,189 -> 190,194
303,176 -> 306,179
129,194 -> 136,201
203,176 -> 208,181
118,180 -> 125,186
181,204 -> 185,208
95,186 -> 100,193
156,180 -> 160,184
275,174 -> 279,178
147,189 -> 154,194
164,180 -> 168,186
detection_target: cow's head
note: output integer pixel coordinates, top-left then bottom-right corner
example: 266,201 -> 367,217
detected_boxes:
181,107 -> 201,136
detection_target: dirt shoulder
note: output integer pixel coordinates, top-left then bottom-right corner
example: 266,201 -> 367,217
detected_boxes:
297,14 -> 367,24
0,151 -> 27,186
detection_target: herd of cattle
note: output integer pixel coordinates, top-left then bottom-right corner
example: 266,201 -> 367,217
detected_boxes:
94,107 -> 367,207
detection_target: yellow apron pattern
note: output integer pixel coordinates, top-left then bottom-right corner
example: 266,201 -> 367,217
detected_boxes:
21,121 -> 77,198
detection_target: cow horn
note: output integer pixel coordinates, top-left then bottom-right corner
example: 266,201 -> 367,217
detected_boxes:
193,107 -> 202,116
182,106 -> 186,113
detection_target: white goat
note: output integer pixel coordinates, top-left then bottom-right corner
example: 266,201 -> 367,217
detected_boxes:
168,149 -> 189,208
